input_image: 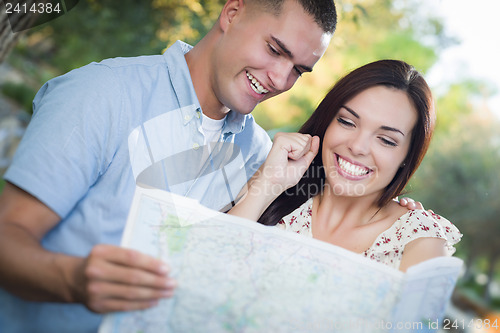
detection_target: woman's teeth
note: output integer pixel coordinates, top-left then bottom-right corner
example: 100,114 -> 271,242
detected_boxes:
246,72 -> 269,94
338,156 -> 370,176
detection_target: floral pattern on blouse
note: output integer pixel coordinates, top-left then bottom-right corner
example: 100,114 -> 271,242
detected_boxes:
276,198 -> 462,270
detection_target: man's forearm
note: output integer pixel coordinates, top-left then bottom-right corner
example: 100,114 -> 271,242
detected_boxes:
0,223 -> 83,303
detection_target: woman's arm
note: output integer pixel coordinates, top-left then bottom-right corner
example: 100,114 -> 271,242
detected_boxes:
228,133 -> 319,221
398,237 -> 447,272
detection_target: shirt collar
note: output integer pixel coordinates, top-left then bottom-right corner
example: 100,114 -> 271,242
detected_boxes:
163,40 -> 248,134
224,110 -> 247,136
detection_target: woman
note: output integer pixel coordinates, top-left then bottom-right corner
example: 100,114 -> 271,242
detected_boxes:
229,59 -> 461,271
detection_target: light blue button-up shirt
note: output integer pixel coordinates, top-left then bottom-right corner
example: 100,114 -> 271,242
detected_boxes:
1,41 -> 271,333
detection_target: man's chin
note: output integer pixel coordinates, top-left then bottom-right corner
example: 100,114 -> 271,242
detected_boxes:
233,108 -> 255,116
230,102 -> 259,115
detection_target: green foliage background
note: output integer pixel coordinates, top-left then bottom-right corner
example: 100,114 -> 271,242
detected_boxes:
2,0 -> 499,313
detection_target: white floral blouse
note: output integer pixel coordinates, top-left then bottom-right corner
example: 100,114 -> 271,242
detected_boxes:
276,198 -> 462,270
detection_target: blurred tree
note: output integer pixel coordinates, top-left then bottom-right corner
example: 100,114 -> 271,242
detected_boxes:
6,0 -> 452,119
11,0 -> 225,73
0,0 -> 38,63
3,0 -> 225,112
154,0 -> 225,47
433,79 -> 497,135
410,101 -> 500,304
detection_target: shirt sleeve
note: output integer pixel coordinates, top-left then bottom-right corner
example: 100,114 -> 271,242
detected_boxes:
396,210 -> 462,255
4,63 -> 124,218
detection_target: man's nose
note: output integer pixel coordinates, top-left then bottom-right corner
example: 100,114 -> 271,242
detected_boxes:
268,59 -> 296,91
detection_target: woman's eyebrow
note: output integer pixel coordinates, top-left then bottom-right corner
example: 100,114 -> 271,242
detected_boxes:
341,105 -> 405,136
341,105 -> 359,118
380,125 -> 405,136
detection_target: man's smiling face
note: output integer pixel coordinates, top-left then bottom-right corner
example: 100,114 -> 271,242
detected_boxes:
212,0 -> 331,116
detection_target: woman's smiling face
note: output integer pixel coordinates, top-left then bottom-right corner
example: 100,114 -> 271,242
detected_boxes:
322,85 -> 418,199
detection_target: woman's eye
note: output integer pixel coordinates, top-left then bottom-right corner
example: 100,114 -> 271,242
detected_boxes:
337,117 -> 355,127
379,137 -> 398,147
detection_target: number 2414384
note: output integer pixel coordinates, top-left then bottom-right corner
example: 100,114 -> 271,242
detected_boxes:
443,318 -> 499,331
5,2 -> 61,14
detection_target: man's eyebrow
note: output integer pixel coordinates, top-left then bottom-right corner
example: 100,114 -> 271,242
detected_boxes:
341,106 -> 405,136
271,36 -> 313,73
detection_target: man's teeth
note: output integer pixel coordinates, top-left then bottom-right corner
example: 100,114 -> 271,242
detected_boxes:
246,72 -> 269,94
338,157 -> 370,176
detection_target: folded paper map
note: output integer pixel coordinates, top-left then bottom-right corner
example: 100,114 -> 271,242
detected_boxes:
99,187 -> 463,333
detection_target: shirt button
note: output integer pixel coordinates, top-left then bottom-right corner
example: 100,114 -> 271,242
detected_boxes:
184,115 -> 190,121
192,143 -> 200,150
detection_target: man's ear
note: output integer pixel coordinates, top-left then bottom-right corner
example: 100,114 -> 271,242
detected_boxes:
219,0 -> 245,32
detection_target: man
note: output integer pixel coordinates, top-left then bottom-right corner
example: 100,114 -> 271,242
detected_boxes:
0,0 -> 337,332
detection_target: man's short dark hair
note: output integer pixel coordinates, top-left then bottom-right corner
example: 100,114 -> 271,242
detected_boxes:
250,0 -> 337,34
